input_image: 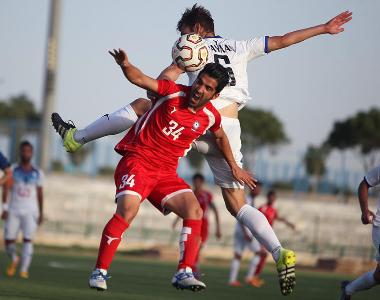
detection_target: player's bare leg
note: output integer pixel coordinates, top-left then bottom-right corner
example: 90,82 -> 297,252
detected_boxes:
165,193 -> 206,292
89,195 -> 140,291
51,98 -> 150,152
221,187 -> 296,295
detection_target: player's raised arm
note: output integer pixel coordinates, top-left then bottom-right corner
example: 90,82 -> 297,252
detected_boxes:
109,48 -> 159,93
157,63 -> 184,81
267,10 -> 352,52
212,127 -> 256,190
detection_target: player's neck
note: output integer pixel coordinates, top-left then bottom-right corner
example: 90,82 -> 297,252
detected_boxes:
20,162 -> 32,171
204,32 -> 216,38
193,188 -> 203,194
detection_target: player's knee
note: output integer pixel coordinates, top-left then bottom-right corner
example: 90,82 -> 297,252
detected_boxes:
193,206 -> 203,220
131,98 -> 151,116
234,253 -> 242,260
23,239 -> 32,243
5,239 -> 16,245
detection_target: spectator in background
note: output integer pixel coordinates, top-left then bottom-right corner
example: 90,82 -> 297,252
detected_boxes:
249,190 -> 296,285
173,173 -> 221,276
0,151 -> 11,186
2,141 -> 44,279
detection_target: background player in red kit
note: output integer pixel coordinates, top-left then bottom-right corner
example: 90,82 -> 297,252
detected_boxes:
252,190 -> 296,283
88,48 -> 256,293
173,173 -> 221,275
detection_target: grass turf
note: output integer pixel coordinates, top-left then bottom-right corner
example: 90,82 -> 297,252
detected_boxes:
0,251 -> 378,300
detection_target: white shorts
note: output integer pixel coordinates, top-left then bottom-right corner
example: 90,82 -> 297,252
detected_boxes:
373,225 -> 380,264
193,117 -> 244,189
4,211 -> 38,240
233,227 -> 261,255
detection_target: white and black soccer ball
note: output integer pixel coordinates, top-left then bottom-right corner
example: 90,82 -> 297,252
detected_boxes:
172,33 -> 209,72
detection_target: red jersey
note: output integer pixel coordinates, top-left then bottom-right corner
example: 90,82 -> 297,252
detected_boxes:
115,80 -> 221,172
194,190 -> 213,220
258,204 -> 278,226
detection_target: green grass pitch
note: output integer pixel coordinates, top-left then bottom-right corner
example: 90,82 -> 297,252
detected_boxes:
0,251 -> 378,300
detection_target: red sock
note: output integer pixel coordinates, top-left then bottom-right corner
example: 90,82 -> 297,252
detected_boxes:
254,254 -> 267,276
178,219 -> 202,270
95,214 -> 129,270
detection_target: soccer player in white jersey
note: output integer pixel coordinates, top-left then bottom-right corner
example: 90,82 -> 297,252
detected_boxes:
340,165 -> 380,299
229,181 -> 264,287
51,5 -> 351,295
1,141 -> 44,279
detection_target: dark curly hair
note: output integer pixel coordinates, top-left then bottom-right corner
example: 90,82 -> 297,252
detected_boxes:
177,4 -> 214,33
198,63 -> 229,93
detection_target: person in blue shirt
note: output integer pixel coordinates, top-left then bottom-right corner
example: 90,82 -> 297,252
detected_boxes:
0,151 -> 11,186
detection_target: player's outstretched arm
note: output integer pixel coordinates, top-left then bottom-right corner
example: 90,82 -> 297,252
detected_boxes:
157,63 -> 184,81
109,48 -> 159,93
267,10 -> 352,52
358,179 -> 375,225
212,128 -> 256,189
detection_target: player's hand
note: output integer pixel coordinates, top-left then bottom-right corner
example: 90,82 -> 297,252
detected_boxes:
109,48 -> 129,67
231,165 -> 256,190
325,11 -> 352,34
1,210 -> 8,220
361,210 -> 375,225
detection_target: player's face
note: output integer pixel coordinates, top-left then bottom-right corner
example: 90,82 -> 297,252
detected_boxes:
268,194 -> 276,205
193,178 -> 204,190
189,74 -> 219,109
20,145 -> 33,164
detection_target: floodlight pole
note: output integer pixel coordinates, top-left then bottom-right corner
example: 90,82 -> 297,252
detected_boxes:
40,0 -> 61,171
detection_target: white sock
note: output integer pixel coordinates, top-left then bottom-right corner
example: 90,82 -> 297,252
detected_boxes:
20,242 -> 33,273
246,255 -> 260,280
345,270 -> 378,295
74,104 -> 138,144
236,205 -> 281,262
229,258 -> 241,283
6,243 -> 18,262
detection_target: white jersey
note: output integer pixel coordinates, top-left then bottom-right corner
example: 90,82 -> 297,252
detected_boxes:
187,36 -> 268,110
8,165 -> 43,215
365,165 -> 380,227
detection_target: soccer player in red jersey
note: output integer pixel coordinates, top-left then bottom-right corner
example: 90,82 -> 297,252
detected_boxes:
172,173 -> 221,275
88,49 -> 255,292
251,190 -> 296,283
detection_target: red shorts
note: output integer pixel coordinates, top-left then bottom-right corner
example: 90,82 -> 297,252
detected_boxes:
201,218 -> 209,243
114,155 -> 192,214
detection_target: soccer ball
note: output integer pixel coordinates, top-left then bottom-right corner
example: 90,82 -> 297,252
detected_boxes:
172,33 -> 209,72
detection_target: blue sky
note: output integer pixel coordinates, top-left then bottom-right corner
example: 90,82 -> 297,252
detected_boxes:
1,0 -> 379,154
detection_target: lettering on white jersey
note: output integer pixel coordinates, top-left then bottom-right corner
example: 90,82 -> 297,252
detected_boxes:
187,36 -> 267,109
